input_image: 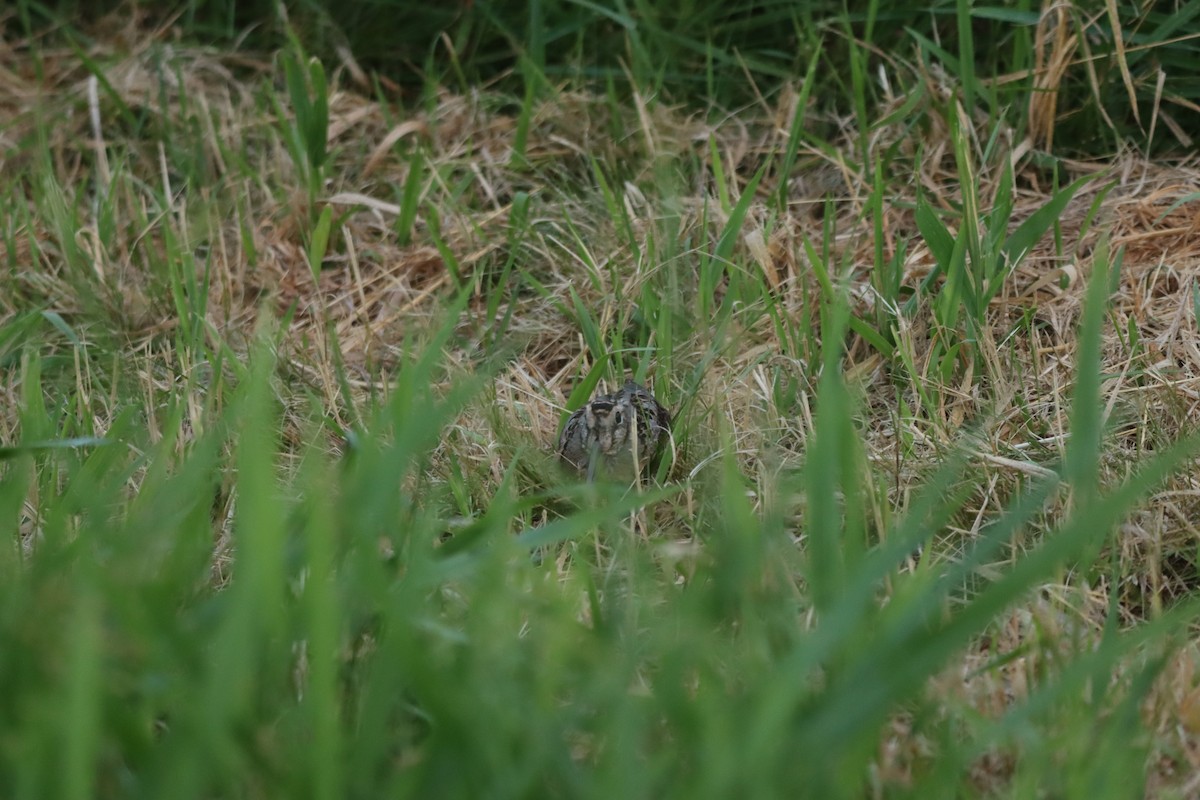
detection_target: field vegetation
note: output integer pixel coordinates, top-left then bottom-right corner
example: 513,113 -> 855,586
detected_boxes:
3,0 -> 1200,796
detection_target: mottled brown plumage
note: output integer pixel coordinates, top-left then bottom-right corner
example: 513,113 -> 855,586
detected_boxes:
557,380 -> 671,481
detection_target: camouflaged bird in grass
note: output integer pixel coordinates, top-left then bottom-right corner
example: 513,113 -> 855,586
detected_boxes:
557,380 -> 671,482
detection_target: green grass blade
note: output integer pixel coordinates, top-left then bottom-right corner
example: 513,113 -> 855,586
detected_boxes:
1002,172 -> 1096,267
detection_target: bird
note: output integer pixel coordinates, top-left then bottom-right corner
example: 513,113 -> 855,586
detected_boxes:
557,379 -> 671,482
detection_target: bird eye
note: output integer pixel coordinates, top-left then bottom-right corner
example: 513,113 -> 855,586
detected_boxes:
614,409 -> 624,425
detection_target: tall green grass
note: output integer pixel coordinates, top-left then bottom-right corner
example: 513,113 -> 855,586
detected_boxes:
1,244 -> 1194,797
13,0 -> 1199,155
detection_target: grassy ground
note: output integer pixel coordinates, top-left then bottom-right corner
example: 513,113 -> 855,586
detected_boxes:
5,3 -> 1200,797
